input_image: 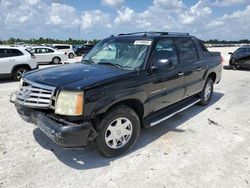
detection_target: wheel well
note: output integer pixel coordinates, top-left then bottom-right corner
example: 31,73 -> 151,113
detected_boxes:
208,72 -> 216,83
107,99 -> 144,120
12,64 -> 31,74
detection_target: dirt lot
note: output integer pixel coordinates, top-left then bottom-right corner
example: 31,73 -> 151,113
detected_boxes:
1,47 -> 250,188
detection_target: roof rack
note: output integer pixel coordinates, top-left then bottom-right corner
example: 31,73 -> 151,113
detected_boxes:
118,32 -> 190,37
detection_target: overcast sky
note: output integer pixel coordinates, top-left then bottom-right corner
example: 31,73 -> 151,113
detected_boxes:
0,0 -> 249,40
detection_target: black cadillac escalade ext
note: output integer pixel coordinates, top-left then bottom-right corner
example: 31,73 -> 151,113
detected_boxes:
10,32 -> 222,157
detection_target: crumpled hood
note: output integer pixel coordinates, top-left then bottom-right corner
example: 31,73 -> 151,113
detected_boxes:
24,63 -> 133,90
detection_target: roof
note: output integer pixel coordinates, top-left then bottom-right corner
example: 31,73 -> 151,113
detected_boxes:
0,45 -> 26,49
114,31 -> 193,40
30,46 -> 55,50
52,44 -> 72,46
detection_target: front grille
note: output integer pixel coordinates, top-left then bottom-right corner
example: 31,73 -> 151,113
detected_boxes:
16,80 -> 56,108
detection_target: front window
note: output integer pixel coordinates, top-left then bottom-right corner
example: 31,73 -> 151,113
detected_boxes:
84,38 -> 151,69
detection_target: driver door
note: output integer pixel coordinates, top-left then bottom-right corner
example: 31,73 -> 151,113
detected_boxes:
148,38 -> 185,113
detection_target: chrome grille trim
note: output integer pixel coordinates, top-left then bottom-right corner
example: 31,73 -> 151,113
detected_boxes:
16,79 -> 56,109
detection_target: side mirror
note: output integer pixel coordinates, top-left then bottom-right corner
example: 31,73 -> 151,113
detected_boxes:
152,59 -> 174,70
228,52 -> 233,55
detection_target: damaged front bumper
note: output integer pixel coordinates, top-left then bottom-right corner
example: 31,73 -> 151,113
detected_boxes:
15,105 -> 96,148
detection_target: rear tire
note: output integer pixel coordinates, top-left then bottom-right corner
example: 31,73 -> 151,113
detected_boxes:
52,57 -> 61,64
199,77 -> 214,106
13,67 -> 28,81
68,53 -> 74,59
232,64 -> 240,70
95,105 -> 140,157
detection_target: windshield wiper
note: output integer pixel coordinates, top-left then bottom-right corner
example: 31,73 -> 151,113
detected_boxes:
98,62 -> 123,69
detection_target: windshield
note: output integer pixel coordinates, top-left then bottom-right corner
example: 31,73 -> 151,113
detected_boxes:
83,38 -> 152,69
234,48 -> 250,56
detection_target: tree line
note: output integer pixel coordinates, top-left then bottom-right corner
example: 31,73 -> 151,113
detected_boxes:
204,39 -> 250,44
0,37 -> 99,45
0,37 -> 249,45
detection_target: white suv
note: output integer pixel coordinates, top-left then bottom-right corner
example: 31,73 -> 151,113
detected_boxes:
0,46 -> 37,81
52,44 -> 75,59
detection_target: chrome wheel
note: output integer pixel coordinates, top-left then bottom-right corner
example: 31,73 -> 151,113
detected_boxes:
204,82 -> 212,101
105,117 -> 133,149
16,69 -> 27,80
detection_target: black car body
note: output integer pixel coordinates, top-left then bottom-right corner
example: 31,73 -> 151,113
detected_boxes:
229,46 -> 250,69
11,32 -> 222,157
74,44 -> 94,56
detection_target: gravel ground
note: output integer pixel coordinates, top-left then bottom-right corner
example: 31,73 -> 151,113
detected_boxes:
0,48 -> 250,188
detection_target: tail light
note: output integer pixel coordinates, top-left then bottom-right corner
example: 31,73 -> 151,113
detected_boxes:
220,56 -> 223,64
31,54 -> 36,59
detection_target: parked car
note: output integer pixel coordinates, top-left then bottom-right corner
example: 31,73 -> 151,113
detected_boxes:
27,46 -> 67,64
74,44 -> 94,56
0,46 -> 37,81
229,46 -> 250,70
11,32 -> 222,157
52,44 -> 75,59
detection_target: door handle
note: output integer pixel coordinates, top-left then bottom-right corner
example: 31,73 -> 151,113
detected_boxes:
197,67 -> 202,71
178,72 -> 184,77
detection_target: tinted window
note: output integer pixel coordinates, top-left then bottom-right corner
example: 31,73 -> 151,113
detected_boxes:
199,40 -> 209,52
0,49 -> 23,58
235,48 -> 250,56
0,49 -> 10,58
46,48 -> 54,53
82,45 -> 94,49
153,39 -> 178,65
55,45 -> 70,49
175,38 -> 198,63
198,40 -> 211,57
10,49 -> 23,56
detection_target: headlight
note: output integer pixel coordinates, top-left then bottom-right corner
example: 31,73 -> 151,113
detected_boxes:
19,78 -> 23,88
55,91 -> 84,116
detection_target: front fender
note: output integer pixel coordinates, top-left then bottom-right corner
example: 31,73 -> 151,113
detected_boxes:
90,90 -> 148,118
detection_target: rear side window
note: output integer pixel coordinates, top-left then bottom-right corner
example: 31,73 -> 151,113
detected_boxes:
55,45 -> 70,49
82,45 -> 94,49
0,49 -> 10,58
199,40 -> 209,52
198,40 -> 211,57
46,48 -> 54,53
9,49 -> 23,56
0,49 -> 23,58
175,38 -> 198,63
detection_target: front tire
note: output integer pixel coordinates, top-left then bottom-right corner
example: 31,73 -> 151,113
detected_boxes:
95,105 -> 140,157
13,67 -> 28,81
232,64 -> 240,70
199,77 -> 214,106
230,59 -> 239,70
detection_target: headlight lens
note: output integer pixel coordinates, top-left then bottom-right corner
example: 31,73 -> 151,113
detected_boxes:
55,91 -> 84,116
19,78 -> 23,88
